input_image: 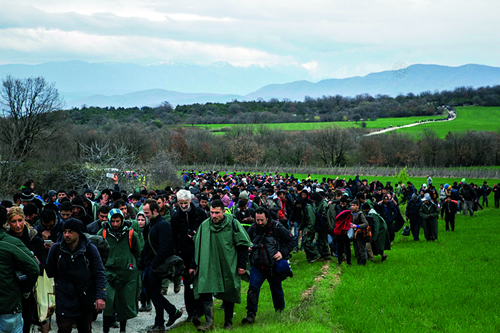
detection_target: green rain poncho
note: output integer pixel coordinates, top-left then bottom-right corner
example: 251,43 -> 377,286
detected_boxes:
193,213 -> 251,303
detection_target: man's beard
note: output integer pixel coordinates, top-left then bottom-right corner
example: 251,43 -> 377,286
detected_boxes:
180,205 -> 191,212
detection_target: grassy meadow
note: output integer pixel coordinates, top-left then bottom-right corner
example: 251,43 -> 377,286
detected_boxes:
177,106 -> 499,137
185,114 -> 444,133
395,106 -> 500,138
171,175 -> 500,332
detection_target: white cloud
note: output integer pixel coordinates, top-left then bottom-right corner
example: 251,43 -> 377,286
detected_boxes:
0,27 -> 295,66
0,0 -> 499,78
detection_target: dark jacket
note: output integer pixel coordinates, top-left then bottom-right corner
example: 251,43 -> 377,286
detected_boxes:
406,194 -> 423,222
85,219 -> 103,235
46,233 -> 107,317
139,214 -> 174,270
171,205 -> 207,264
379,201 -> 397,224
247,221 -> 294,272
441,200 -> 458,217
8,225 -> 46,274
35,215 -> 65,245
0,228 -> 39,314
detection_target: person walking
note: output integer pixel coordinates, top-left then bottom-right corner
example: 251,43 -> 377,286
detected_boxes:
98,209 -> 142,333
45,218 -> 107,333
0,205 -> 39,333
190,199 -> 252,331
242,207 -> 294,325
139,199 -> 182,333
419,194 -> 439,241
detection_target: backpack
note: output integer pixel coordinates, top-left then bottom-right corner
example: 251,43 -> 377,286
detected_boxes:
311,204 -> 328,232
102,228 -> 134,250
83,233 -> 110,264
355,225 -> 372,241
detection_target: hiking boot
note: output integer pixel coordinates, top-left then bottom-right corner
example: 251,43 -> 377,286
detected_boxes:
145,301 -> 152,311
292,247 -> 299,254
321,255 -> 331,261
192,314 -> 201,327
146,325 -> 165,333
242,312 -> 256,325
382,254 -> 388,262
197,302 -> 214,331
223,322 -> 233,330
309,255 -> 321,263
174,284 -> 181,294
166,309 -> 182,327
139,304 -> 147,312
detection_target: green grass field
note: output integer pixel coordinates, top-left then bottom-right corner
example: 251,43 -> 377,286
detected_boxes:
395,106 -> 500,138
171,205 -> 500,333
178,106 -> 499,137
183,115 -> 444,133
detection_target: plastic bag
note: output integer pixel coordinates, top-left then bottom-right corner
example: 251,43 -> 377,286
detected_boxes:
36,271 -> 55,322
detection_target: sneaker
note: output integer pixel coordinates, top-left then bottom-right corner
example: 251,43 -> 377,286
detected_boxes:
166,309 -> 182,327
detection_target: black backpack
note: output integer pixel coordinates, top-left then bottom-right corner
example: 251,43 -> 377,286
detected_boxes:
311,204 -> 328,232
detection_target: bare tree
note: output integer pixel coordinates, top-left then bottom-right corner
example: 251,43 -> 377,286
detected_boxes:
0,75 -> 63,160
313,126 -> 355,166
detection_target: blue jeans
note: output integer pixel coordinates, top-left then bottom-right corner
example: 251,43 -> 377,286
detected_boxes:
0,313 -> 23,333
143,266 -> 176,326
246,266 -> 284,313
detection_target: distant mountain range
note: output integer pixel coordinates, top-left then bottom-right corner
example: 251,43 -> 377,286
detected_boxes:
0,62 -> 499,108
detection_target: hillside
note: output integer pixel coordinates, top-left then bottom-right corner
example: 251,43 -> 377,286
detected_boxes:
245,64 -> 500,101
2,62 -> 500,108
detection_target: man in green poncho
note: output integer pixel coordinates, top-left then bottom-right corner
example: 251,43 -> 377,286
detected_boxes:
362,203 -> 390,262
189,199 -> 252,331
98,208 -> 142,333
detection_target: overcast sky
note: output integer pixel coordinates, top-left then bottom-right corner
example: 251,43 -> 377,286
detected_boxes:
1,0 -> 498,80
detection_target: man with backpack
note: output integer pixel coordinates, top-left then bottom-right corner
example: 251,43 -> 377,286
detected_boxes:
350,200 -> 369,266
45,218 -> 107,333
310,192 -> 331,261
459,183 -> 476,217
295,197 -> 321,263
98,209 -> 142,333
242,207 -> 294,325
139,199 -> 182,332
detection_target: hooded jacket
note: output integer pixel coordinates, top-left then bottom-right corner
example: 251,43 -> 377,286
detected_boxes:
71,196 -> 93,226
406,194 -> 423,222
98,217 -> 141,320
45,226 -> 107,317
0,228 -> 39,314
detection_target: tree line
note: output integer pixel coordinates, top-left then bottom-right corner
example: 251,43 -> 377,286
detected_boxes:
64,85 -> 500,125
1,75 -> 499,196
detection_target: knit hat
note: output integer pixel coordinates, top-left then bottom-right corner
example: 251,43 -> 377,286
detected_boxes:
20,191 -> 35,202
108,208 -> 124,222
63,218 -> 83,233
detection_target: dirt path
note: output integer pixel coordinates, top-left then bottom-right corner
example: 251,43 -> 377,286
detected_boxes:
363,111 -> 456,136
50,281 -> 187,332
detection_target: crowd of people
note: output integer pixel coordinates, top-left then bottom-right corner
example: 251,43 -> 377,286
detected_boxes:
1,172 -> 498,333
